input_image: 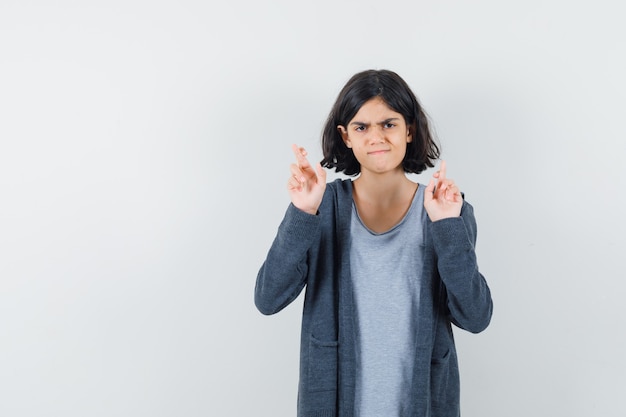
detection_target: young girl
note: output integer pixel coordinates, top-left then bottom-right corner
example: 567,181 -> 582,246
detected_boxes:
255,69 -> 493,417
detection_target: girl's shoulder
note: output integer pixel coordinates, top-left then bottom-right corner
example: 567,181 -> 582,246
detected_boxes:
319,178 -> 353,213
326,177 -> 352,191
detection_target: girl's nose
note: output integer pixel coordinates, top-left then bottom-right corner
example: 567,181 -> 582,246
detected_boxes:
368,126 -> 385,144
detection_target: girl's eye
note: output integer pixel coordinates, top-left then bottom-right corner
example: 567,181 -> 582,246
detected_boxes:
384,122 -> 395,129
355,125 -> 366,132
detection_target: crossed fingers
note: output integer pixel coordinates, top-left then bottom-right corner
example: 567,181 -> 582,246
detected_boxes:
433,160 -> 460,201
288,144 -> 312,191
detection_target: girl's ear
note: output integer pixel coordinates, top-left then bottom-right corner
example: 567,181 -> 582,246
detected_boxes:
337,125 -> 351,148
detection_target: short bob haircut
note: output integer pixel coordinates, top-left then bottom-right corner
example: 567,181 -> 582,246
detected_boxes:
321,69 -> 440,176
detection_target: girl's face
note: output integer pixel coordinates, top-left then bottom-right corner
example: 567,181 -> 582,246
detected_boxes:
338,97 -> 412,176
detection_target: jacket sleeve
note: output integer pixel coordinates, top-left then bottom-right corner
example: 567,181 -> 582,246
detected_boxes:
429,201 -> 493,333
254,203 -> 321,315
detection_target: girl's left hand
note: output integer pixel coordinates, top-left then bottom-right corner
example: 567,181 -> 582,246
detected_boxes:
424,160 -> 463,222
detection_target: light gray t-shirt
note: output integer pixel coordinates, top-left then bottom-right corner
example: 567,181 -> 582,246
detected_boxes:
350,185 -> 426,417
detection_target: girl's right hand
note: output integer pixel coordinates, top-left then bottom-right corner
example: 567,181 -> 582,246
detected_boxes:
287,144 -> 327,215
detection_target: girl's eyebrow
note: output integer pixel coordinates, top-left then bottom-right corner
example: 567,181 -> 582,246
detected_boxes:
349,117 -> 400,127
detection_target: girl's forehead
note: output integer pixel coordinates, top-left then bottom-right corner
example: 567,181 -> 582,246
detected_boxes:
352,97 -> 400,118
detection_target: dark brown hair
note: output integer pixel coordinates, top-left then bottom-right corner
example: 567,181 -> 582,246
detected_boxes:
321,69 -> 440,176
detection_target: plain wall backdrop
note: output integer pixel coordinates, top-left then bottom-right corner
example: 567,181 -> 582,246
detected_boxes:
1,0 -> 625,416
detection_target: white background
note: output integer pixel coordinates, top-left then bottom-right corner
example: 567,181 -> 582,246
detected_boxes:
1,1 -> 625,416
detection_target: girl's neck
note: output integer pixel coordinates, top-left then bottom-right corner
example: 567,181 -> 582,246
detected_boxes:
352,169 -> 416,206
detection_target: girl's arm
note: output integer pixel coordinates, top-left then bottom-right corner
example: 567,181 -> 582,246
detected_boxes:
430,202 -> 493,333
423,161 -> 492,332
254,204 -> 320,315
255,144 -> 326,315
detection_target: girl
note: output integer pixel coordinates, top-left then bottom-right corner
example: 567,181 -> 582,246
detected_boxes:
255,69 -> 493,417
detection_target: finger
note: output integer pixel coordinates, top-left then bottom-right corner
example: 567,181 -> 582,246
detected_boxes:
290,163 -> 305,183
446,183 -> 462,201
287,175 -> 303,192
441,178 -> 453,189
291,143 -> 304,159
439,160 -> 447,180
441,180 -> 455,197
444,184 -> 456,200
424,179 -> 435,203
292,144 -> 311,170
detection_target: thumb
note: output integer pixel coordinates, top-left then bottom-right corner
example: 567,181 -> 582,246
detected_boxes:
424,179 -> 435,203
316,163 -> 327,183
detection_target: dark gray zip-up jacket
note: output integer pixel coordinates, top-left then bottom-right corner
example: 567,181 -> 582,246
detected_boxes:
255,179 -> 493,417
